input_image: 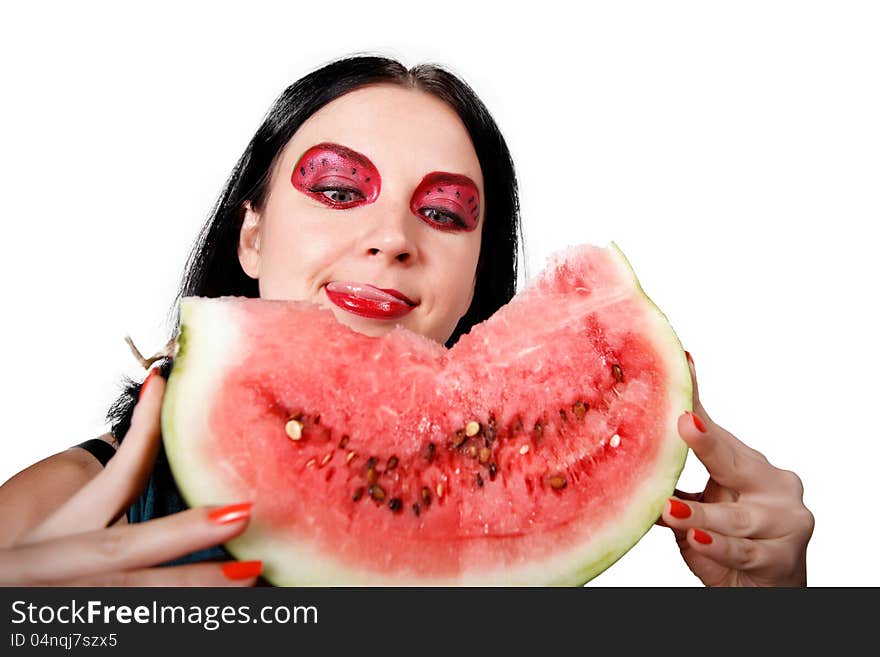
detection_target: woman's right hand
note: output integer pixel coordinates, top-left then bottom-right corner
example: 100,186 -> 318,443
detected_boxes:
0,368 -> 261,586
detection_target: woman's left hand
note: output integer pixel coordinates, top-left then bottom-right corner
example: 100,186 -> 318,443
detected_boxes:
658,353 -> 815,586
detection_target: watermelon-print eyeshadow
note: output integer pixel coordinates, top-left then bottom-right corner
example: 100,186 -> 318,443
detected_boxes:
292,142 -> 380,208
410,172 -> 480,231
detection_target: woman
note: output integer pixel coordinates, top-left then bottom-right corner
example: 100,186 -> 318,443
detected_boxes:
0,56 -> 814,586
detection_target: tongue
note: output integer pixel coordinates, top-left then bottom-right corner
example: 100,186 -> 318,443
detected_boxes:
326,282 -> 409,305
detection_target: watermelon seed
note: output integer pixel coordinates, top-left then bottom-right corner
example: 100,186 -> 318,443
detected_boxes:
305,457 -> 317,468
512,418 -> 523,433
559,409 -> 568,423
412,503 -> 420,517
452,430 -> 467,448
366,456 -> 377,470
549,475 -> 567,490
369,484 -> 386,502
352,487 -> 365,502
386,455 -> 399,471
534,421 -> 544,438
420,486 -> 432,506
479,447 -> 491,464
519,445 -> 530,455
610,434 -> 621,448
424,442 -> 436,462
486,416 -> 498,441
321,452 -> 333,466
476,473 -> 484,487
489,462 -> 498,480
285,418 -> 304,441
465,421 -> 481,437
314,414 -> 321,425
436,483 -> 444,498
573,401 -> 588,420
346,451 -> 356,464
467,445 -> 478,459
388,498 -> 402,512
366,467 -> 378,485
338,434 -> 350,449
612,364 -> 623,382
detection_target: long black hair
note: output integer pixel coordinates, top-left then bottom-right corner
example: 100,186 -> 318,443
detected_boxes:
107,54 -> 523,443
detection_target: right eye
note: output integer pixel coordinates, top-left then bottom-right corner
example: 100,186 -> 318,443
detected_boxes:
311,187 -> 365,205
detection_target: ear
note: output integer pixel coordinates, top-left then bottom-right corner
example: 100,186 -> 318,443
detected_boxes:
238,201 -> 262,279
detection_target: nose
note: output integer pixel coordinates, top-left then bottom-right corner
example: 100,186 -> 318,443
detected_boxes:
360,203 -> 419,265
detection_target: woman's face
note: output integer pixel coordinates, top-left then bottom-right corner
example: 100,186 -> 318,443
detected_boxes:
238,84 -> 484,344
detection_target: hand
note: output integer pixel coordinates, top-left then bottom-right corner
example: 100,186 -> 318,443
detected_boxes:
657,353 -> 815,587
0,369 -> 262,586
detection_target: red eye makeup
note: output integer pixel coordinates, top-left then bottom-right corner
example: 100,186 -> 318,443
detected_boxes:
291,142 -> 381,208
410,172 -> 480,231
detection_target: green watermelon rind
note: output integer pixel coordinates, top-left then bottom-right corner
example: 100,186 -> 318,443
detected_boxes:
162,243 -> 691,586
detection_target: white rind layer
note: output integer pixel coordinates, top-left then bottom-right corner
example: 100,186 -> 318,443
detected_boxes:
161,245 -> 691,586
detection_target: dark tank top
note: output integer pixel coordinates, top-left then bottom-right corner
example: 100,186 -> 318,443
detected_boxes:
126,443 -> 230,565
77,438 -> 226,564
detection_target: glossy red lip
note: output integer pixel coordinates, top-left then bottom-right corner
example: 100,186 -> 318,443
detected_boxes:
324,282 -> 419,321
378,288 -> 417,306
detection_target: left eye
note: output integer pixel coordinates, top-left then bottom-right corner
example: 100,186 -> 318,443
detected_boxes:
420,208 -> 462,227
313,187 -> 364,204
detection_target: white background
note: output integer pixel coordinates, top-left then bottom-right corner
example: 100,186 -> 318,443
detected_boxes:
1,1 -> 877,586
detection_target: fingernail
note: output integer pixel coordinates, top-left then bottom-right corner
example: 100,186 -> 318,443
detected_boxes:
208,502 -> 253,525
668,498 -> 692,519
222,560 -> 263,580
137,367 -> 161,402
693,528 -> 713,545
690,411 -> 707,433
685,351 -> 694,367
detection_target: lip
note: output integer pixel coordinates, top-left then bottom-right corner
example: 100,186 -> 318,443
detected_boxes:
324,282 -> 418,320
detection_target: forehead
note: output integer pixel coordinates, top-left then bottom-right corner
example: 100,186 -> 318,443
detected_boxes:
274,84 -> 483,192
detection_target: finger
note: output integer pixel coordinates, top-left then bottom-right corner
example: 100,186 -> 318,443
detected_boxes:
23,368 -> 166,544
677,412 -> 773,493
56,561 -> 262,587
661,497 -> 777,539
2,504 -> 252,585
684,527 -> 767,573
673,488 -> 703,502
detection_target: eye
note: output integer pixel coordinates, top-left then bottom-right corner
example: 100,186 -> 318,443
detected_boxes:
419,207 -> 466,229
310,186 -> 365,205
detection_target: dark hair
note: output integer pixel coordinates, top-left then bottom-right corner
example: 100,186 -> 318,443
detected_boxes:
107,54 -> 523,443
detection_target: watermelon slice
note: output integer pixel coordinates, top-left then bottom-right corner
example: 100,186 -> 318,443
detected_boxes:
162,243 -> 691,585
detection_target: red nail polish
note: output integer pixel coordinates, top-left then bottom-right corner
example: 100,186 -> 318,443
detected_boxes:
668,498 -> 692,519
685,351 -> 694,367
208,502 -> 253,525
138,368 -> 160,402
693,528 -> 713,545
222,560 -> 263,580
690,412 -> 707,433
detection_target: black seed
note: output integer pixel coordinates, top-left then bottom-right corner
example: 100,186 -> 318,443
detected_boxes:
559,409 -> 568,422
309,160 -> 315,170
386,456 -> 399,471
421,486 -> 432,506
424,442 -> 436,462
300,166 -> 305,176
573,401 -> 588,420
338,434 -> 350,449
321,158 -> 327,165
314,414 -> 321,425
452,430 -> 467,448
455,190 -> 460,198
476,474 -> 484,487
388,498 -> 402,512
425,190 -> 431,195
366,456 -> 377,470
438,187 -> 443,192
468,196 -> 474,203
351,168 -> 356,175
352,486 -> 365,502
534,421 -> 544,437
412,503 -> 420,517
369,484 -> 386,502
365,177 -> 371,182
612,364 -> 623,382
489,462 -> 498,480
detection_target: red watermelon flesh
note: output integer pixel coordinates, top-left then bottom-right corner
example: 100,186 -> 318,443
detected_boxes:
162,243 -> 691,585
